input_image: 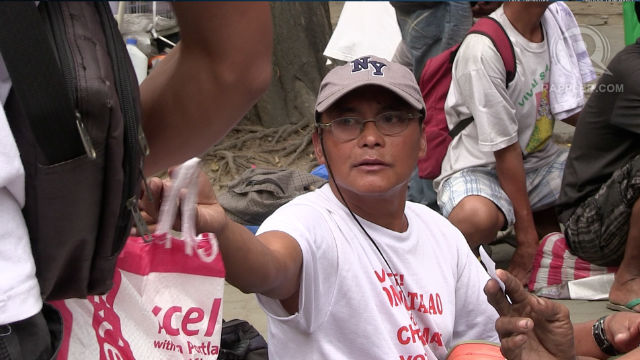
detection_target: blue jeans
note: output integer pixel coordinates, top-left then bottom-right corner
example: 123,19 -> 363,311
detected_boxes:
408,168 -> 440,213
394,2 -> 472,79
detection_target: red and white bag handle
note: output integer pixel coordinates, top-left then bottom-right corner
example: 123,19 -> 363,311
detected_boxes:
154,157 -> 219,262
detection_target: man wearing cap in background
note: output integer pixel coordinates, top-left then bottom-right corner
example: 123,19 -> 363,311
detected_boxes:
139,55 -> 500,359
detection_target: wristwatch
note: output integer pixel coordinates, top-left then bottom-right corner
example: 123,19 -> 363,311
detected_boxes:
592,315 -> 619,356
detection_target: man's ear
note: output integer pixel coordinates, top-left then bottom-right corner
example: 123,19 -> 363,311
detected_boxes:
418,122 -> 427,158
312,129 -> 326,165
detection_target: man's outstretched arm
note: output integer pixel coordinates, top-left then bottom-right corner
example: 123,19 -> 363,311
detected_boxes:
141,2 -> 273,175
137,170 -> 303,306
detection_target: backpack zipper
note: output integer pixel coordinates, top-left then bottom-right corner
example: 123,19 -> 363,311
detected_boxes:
95,2 -> 145,253
40,2 -> 96,159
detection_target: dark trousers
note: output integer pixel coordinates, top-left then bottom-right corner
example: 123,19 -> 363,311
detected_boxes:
0,304 -> 62,360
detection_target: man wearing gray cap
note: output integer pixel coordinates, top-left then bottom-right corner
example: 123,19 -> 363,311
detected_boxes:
140,55 -> 499,359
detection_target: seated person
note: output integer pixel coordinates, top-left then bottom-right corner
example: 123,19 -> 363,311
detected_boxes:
555,11 -> 640,313
139,55 -> 500,359
391,1 -> 473,77
434,2 -> 593,285
485,269 -> 640,359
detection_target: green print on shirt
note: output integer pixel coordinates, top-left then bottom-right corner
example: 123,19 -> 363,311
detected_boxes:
518,64 -> 550,107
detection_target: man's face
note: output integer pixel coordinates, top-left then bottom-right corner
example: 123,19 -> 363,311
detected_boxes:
312,85 -> 426,198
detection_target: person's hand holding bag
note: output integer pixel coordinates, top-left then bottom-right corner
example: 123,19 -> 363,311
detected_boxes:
135,163 -> 228,237
51,157 -> 226,359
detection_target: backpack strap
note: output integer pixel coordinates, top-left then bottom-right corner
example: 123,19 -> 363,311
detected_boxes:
0,1 -> 84,164
448,16 -> 516,138
449,117 -> 474,138
467,16 -> 516,87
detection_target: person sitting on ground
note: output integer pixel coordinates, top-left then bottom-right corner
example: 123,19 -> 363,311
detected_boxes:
139,55 -> 501,359
485,269 -> 640,359
390,1 -> 473,213
555,19 -> 640,313
434,2 -> 594,285
392,1 -> 502,214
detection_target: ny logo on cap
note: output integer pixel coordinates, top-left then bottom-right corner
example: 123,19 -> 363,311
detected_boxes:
351,56 -> 386,76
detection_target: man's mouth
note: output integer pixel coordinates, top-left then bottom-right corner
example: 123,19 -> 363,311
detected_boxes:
354,158 -> 388,169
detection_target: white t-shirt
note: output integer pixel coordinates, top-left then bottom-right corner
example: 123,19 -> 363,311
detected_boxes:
436,6 -> 559,189
256,184 -> 498,360
0,55 -> 42,324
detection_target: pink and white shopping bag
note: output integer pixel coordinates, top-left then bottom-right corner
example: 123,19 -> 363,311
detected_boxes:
51,158 -> 225,359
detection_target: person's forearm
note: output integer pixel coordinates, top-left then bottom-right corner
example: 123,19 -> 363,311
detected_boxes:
208,217 -> 301,300
141,3 -> 272,175
494,142 -> 536,240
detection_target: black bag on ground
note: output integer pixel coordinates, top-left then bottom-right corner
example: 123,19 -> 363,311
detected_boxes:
0,2 -> 145,300
219,319 -> 268,360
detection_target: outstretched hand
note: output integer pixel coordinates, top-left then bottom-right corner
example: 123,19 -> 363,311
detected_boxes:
484,269 -> 575,360
132,168 -> 228,236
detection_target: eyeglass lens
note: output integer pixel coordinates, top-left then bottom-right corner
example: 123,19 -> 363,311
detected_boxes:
330,111 -> 413,141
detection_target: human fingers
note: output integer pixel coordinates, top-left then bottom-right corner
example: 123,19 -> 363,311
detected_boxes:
139,177 -> 163,220
485,278 -> 512,316
528,294 -> 568,323
495,316 -> 533,339
497,269 -> 532,305
498,333 -> 528,360
130,223 -> 158,235
132,177 -> 164,236
167,165 -> 179,179
196,169 -> 217,205
130,208 -> 160,235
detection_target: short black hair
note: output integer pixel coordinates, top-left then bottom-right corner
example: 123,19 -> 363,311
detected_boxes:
636,2 -> 640,24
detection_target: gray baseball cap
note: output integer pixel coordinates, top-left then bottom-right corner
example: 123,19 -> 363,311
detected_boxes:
315,55 -> 425,117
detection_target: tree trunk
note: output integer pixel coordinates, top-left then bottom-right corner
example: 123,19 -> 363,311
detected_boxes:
250,2 -> 333,128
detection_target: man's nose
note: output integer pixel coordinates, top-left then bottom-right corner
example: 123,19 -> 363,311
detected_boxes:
358,120 -> 384,145
360,119 -> 379,134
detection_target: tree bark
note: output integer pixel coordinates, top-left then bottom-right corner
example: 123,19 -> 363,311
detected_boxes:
250,2 -> 333,128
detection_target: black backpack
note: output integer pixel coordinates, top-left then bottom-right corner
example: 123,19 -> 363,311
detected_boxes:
220,319 -> 269,360
0,2 -> 145,300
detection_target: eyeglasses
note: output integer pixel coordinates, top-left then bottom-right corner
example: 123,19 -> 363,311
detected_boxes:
316,111 -> 420,142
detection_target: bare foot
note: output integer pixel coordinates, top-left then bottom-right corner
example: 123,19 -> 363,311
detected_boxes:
609,274 -> 640,312
507,244 -> 538,287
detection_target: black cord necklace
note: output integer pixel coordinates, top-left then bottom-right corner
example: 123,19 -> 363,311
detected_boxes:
320,134 -> 406,294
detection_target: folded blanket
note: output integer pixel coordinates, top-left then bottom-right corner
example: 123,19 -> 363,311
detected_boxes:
542,2 -> 596,120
